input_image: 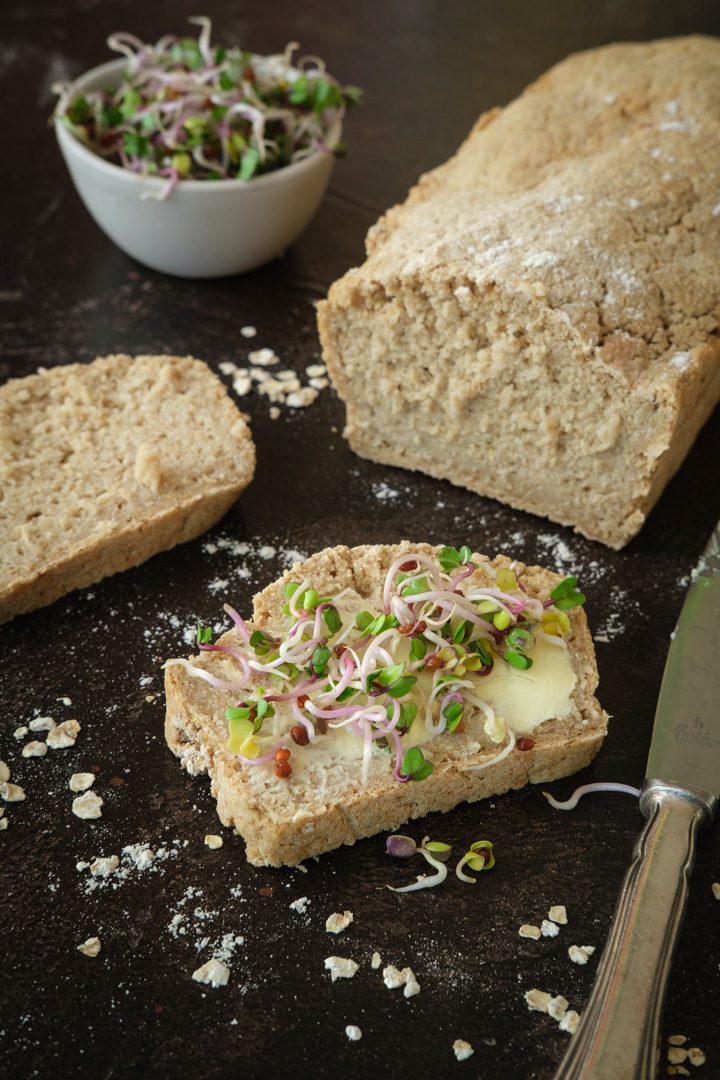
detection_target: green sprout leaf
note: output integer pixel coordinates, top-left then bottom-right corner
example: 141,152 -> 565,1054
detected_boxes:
550,576 -> 586,610
65,95 -> 93,126
310,645 -> 331,676
238,146 -> 260,181
468,639 -> 494,666
455,839 -> 495,882
388,701 -> 417,734
122,131 -> 149,158
355,611 -> 374,632
423,840 -> 452,862
250,629 -> 276,656
437,545 -> 474,572
376,664 -> 404,687
386,675 -> 417,699
506,626 -> 534,651
399,575 -> 429,598
283,581 -> 300,599
400,746 -> 434,782
442,700 -> 464,732
322,605 -> 342,635
504,650 -> 533,670
410,636 -> 427,661
366,613 -> 400,635
196,624 -> 213,645
452,619 -> 473,645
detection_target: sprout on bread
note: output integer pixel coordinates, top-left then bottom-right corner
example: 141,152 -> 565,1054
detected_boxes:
171,548 -> 586,785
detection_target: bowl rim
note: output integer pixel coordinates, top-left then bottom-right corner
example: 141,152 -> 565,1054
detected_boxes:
55,57 -> 336,194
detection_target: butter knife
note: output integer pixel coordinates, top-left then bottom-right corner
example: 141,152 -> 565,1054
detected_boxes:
553,522 -> 720,1080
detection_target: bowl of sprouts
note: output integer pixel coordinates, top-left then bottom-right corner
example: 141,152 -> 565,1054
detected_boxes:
53,18 -> 361,278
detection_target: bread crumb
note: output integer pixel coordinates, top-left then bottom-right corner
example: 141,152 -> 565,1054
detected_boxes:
452,1039 -> 474,1062
668,1048 -> 689,1065
711,883 -> 720,900
289,897 -> 309,914
668,1036 -> 688,1046
204,834 -> 223,849
345,1025 -> 362,1042
72,791 -> 103,819
568,945 -> 595,965
29,716 -> 56,731
192,958 -> 230,987
382,964 -> 420,996
0,818 -> 8,831
69,773 -> 95,793
269,406 -> 280,419
13,726 -> 28,740
47,719 -> 81,749
687,1047 -> 706,1066
559,1010 -> 581,1034
549,905 -> 568,924
0,761 -> 10,784
22,740 -> 48,758
77,936 -> 101,957
1,782 -> 26,803
305,363 -> 326,377
541,919 -> 560,937
286,387 -> 318,408
324,956 -> 359,982
519,924 -> 542,940
383,964 -> 406,989
309,376 -> 329,390
548,995 -> 569,1021
248,347 -> 277,367
524,989 -> 552,1013
240,325 -> 257,338
326,911 -> 353,934
371,951 -> 382,969
90,855 -> 119,878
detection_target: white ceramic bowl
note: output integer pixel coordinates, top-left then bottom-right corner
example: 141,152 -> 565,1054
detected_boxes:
55,59 -> 337,278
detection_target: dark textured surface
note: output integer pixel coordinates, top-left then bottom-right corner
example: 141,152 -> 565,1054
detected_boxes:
1,2 -> 719,1078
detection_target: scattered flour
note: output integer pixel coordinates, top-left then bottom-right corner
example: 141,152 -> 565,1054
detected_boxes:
372,482 -> 400,503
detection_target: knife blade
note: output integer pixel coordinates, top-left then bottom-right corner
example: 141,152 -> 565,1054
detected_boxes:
646,522 -> 720,793
553,522 -> 720,1080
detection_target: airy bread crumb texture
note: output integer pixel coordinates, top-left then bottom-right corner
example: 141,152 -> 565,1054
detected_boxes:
164,542 -> 607,867
0,354 -> 255,622
317,38 -> 720,548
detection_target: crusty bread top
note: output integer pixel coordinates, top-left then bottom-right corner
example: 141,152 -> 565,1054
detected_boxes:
0,354 -> 255,592
330,37 -> 720,395
166,543 -> 605,828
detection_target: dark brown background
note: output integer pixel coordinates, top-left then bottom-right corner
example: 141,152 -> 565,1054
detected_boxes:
1,2 -> 719,1078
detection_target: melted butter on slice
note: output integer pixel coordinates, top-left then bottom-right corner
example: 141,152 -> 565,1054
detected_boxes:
475,639 -> 576,734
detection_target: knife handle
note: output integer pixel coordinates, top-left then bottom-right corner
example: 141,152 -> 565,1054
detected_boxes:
552,781 -> 716,1080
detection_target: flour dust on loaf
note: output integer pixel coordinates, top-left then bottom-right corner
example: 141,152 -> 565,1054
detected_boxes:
164,542 -> 607,866
0,354 -> 255,622
317,38 -> 720,548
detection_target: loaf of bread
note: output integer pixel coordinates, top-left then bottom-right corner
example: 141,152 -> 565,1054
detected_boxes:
317,38 -> 720,549
164,542 -> 607,866
0,354 -> 255,622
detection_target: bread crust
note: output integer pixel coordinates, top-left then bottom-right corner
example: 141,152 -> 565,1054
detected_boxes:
0,354 -> 255,622
317,38 -> 720,548
164,543 -> 607,866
